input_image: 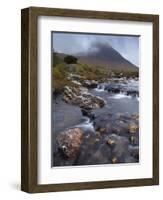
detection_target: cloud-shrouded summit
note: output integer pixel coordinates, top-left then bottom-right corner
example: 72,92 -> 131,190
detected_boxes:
52,32 -> 139,67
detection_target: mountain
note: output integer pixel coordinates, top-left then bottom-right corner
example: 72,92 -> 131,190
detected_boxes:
77,43 -> 138,71
53,43 -> 138,72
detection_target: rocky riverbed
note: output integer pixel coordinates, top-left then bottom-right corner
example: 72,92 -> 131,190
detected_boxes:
52,74 -> 139,167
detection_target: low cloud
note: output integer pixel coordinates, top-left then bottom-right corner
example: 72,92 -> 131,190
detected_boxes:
53,32 -> 139,66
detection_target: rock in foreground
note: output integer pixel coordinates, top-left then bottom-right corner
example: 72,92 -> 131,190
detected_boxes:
57,128 -> 84,159
107,134 -> 138,163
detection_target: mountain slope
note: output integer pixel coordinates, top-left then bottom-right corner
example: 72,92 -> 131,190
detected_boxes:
77,43 -> 138,71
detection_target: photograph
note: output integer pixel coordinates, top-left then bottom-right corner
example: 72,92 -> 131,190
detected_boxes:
21,7 -> 159,193
52,32 -> 139,167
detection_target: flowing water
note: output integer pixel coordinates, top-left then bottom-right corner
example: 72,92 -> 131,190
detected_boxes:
52,79 -> 139,166
53,79 -> 138,132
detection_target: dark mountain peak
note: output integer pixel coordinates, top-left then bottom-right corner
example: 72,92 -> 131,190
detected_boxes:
78,42 -> 138,71
87,42 -> 123,61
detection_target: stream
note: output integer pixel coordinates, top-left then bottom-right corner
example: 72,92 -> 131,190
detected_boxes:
52,78 -> 139,166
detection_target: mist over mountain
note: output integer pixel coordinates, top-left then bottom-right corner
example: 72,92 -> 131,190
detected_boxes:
77,42 -> 138,71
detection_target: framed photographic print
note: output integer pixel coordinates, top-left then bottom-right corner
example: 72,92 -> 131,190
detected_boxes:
21,7 -> 159,193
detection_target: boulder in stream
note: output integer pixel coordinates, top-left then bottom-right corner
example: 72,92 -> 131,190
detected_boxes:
57,128 -> 84,159
63,86 -> 105,109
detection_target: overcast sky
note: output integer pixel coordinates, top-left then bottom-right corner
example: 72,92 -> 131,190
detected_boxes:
52,32 -> 140,66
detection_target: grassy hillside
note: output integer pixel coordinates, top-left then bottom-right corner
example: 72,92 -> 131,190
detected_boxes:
53,52 -> 139,94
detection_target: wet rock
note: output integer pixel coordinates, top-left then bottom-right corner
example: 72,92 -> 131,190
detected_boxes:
107,87 -> 121,94
94,113 -> 112,131
86,150 -> 110,165
63,86 -> 105,109
107,138 -> 115,146
105,83 -> 124,93
99,127 -> 107,134
130,136 -> 138,145
95,131 -> 101,137
112,120 -> 129,135
128,123 -> 139,134
116,112 -> 132,121
69,73 -> 84,81
57,128 -> 84,158
81,108 -> 95,120
126,90 -> 138,97
82,80 -> 98,88
83,144 -> 112,165
69,74 -> 98,89
88,136 -> 99,145
105,79 -> 139,98
95,126 -> 109,137
112,157 -> 118,164
107,134 -> 130,163
95,138 -> 100,142
96,84 -> 106,90
128,145 -> 139,160
131,113 -> 139,121
107,134 -> 139,163
71,80 -> 82,86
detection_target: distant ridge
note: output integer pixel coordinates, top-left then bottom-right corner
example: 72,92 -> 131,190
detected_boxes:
77,43 -> 138,71
53,43 -> 138,71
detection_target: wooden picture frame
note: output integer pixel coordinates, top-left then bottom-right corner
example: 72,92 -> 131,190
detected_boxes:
21,7 -> 159,193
